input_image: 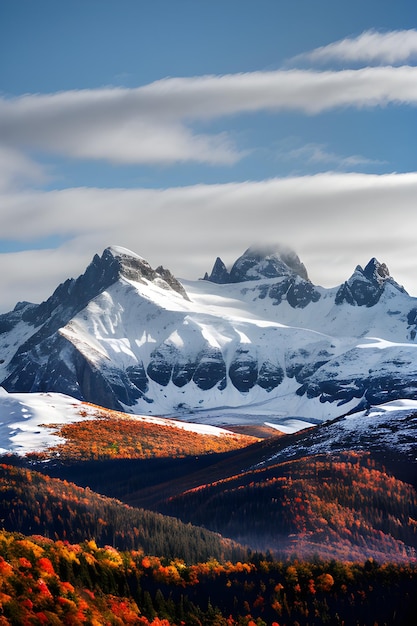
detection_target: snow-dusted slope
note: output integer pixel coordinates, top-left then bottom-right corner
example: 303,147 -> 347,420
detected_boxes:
259,399 -> 417,467
1,245 -> 417,428
0,388 -> 241,456
0,388 -> 92,455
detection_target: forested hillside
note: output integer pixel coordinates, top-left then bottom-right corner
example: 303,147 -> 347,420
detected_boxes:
1,403 -> 417,624
0,529 -> 416,625
161,452 -> 417,562
0,464 -> 245,564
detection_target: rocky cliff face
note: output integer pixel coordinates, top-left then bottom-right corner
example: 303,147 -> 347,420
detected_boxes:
0,245 -> 416,423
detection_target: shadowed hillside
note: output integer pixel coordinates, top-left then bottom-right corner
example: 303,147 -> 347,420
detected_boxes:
160,451 -> 417,562
0,464 -> 246,564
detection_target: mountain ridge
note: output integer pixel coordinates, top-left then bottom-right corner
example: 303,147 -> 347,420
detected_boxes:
0,244 -> 416,426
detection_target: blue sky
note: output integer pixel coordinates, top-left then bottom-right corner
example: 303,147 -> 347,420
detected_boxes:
0,0 -> 416,310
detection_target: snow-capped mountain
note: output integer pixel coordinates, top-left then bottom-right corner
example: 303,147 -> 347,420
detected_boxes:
1,244 -> 417,429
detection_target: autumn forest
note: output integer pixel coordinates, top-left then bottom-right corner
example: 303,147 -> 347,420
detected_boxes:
1,405 -> 417,624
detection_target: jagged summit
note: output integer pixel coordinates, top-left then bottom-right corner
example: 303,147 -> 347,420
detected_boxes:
204,244 -> 308,284
362,258 -> 390,283
203,257 -> 229,284
101,246 -> 189,300
15,247 -> 187,331
335,257 -> 406,307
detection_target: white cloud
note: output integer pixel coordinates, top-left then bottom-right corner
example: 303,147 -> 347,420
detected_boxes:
0,88 -> 241,166
292,29 -> 417,65
1,66 -> 417,166
0,172 -> 416,311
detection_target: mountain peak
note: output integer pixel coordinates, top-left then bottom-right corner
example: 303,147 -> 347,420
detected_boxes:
101,245 -> 158,283
17,247 -> 188,330
362,257 -> 390,284
336,257 -> 405,307
100,246 -> 189,299
204,244 -> 309,284
203,257 -> 230,284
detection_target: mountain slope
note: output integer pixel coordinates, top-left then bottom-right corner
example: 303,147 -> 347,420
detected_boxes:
0,388 -> 255,458
34,400 -> 417,563
0,463 -> 245,563
105,401 -> 417,562
161,451 -> 417,562
119,400 -> 417,509
1,244 -> 417,426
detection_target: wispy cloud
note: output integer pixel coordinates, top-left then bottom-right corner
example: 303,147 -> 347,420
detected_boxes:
290,29 -> 417,66
282,143 -> 385,170
1,65 -> 417,167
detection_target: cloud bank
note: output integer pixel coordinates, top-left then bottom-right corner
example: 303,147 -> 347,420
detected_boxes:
1,65 -> 417,166
0,172 -> 416,311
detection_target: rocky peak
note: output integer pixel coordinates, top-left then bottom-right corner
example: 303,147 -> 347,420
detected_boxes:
203,257 -> 230,284
335,258 -> 405,307
362,258 -> 390,284
204,244 -> 309,284
20,247 -> 188,331
105,246 -> 189,300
